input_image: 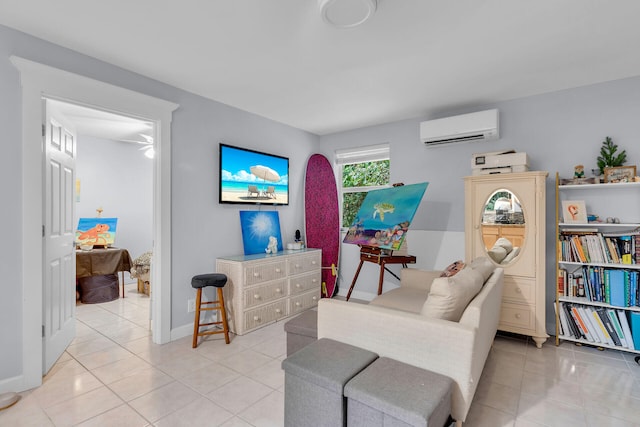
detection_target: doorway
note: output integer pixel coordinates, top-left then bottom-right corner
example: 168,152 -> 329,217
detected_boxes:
11,56 -> 178,391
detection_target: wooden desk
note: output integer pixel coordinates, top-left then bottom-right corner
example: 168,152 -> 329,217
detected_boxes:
346,247 -> 416,301
76,248 -> 133,298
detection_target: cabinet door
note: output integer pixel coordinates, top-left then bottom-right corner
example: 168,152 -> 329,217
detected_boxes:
466,175 -> 540,278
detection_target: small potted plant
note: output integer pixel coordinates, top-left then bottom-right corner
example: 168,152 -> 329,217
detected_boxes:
597,136 -> 627,182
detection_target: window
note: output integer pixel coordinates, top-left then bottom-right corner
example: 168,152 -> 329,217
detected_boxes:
336,144 -> 390,228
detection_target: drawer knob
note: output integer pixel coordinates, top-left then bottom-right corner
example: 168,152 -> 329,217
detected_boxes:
312,296 -> 317,301
312,279 -> 317,283
295,302 -> 301,307
253,316 -> 260,321
275,268 -> 281,273
253,272 -> 260,277
312,260 -> 317,265
276,288 -> 282,293
515,288 -> 522,294
254,294 -> 261,299
295,283 -> 301,288
515,313 -> 521,319
295,264 -> 300,269
275,308 -> 281,314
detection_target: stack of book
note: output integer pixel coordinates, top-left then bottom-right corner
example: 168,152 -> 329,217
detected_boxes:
558,229 -> 640,264
557,302 -> 640,350
557,267 -> 640,306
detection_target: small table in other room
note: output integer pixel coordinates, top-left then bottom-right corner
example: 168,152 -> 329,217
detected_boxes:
76,247 -> 133,300
346,246 -> 416,301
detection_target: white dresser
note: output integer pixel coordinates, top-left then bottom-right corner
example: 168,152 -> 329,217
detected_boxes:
216,249 -> 322,335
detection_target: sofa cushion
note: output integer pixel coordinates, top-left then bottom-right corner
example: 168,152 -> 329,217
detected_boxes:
370,287 -> 429,314
501,246 -> 520,264
487,246 -> 507,263
420,267 -> 484,321
440,260 -> 465,277
469,257 -> 495,282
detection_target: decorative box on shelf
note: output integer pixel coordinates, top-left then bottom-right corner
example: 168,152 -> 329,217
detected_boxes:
216,249 -> 321,335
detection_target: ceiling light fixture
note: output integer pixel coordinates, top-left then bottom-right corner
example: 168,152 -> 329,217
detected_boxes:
319,0 -> 377,29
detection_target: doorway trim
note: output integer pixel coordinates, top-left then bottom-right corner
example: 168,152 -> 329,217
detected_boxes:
11,56 -> 178,390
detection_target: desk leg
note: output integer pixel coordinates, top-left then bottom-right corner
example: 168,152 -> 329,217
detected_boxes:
377,261 -> 386,295
346,259 -> 365,301
121,271 -> 125,298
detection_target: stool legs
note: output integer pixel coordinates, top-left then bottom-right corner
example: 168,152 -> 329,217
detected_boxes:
192,287 -> 231,348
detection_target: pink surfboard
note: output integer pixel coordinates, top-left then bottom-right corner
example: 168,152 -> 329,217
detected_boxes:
304,154 -> 340,298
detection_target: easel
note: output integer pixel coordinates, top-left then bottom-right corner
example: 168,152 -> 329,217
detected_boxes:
345,245 -> 416,301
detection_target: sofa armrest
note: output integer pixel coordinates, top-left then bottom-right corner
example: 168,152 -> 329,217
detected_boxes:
317,299 -> 477,422
399,268 -> 441,291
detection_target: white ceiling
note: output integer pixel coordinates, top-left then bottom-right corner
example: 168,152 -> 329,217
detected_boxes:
2,1 -> 640,136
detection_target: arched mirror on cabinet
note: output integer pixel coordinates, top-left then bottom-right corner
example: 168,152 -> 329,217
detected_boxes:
464,171 -> 548,348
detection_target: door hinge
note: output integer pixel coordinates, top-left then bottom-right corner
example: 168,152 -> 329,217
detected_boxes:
42,124 -> 46,137
42,325 -> 45,337
42,225 -> 45,237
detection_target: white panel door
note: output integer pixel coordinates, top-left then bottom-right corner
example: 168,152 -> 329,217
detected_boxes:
43,99 -> 77,374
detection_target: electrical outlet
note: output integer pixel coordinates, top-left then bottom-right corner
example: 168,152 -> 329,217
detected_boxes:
187,299 -> 196,313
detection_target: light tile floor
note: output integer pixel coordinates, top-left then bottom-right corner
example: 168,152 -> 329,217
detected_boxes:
2,284 -> 640,426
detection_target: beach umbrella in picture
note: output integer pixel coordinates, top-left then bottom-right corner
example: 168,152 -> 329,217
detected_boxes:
250,165 -> 280,195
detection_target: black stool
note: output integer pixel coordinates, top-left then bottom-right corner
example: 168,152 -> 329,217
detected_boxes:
191,273 -> 230,348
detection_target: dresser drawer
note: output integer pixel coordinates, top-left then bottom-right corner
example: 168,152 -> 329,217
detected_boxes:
243,280 -> 287,308
289,290 -> 320,315
244,300 -> 289,331
287,252 -> 321,275
502,277 -> 534,304
499,302 -> 534,331
289,272 -> 321,295
244,261 -> 287,286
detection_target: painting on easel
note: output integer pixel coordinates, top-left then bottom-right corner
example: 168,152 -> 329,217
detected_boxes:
343,182 -> 428,251
76,218 -> 118,247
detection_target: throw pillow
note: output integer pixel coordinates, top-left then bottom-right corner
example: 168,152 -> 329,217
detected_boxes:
440,260 -> 465,277
494,237 -> 514,254
421,266 -> 484,321
487,246 -> 507,263
469,257 -> 495,282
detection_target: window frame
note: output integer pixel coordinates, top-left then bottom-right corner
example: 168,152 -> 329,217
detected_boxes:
335,144 -> 390,229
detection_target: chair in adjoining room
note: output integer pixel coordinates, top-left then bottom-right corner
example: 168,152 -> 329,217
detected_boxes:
191,273 -> 231,348
247,185 -> 260,197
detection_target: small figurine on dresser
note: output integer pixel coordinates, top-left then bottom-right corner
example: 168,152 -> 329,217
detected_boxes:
574,164 -> 585,178
265,236 -> 278,254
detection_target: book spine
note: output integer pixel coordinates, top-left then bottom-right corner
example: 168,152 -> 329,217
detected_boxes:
618,310 -> 635,351
571,306 -> 593,342
607,309 -> 628,348
598,307 -> 622,346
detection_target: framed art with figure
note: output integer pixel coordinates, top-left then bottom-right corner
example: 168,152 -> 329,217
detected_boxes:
561,200 -> 587,224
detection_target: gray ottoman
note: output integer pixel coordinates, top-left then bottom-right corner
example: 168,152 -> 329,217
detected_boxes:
344,357 -> 452,427
284,309 -> 317,356
282,338 -> 378,427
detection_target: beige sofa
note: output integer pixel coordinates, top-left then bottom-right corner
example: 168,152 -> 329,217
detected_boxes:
317,258 -> 504,425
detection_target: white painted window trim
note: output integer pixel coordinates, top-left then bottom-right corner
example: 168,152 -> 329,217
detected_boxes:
10,56 -> 178,391
336,143 -> 390,229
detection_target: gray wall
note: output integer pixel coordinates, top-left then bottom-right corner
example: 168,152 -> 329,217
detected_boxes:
75,136 -> 154,263
0,24 -> 317,383
320,76 -> 640,331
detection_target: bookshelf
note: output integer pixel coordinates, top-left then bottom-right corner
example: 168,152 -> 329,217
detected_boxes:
555,173 -> 640,362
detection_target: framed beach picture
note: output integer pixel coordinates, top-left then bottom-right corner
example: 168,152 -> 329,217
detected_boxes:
561,200 -> 587,224
239,211 -> 283,255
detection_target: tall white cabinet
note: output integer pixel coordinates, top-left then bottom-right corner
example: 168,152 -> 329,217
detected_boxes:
464,171 -> 548,348
216,249 -> 321,335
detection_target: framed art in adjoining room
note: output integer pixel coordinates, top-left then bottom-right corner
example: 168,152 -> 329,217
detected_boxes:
561,200 -> 587,224
604,165 -> 636,183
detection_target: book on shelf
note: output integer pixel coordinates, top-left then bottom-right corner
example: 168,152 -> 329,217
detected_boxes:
557,268 -> 566,296
629,311 -> 640,351
597,307 -> 621,346
571,305 -> 594,342
609,269 -> 626,307
562,303 -> 584,339
585,306 -> 607,344
618,310 -> 635,350
607,309 -> 629,348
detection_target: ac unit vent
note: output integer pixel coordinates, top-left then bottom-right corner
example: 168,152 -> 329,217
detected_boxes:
420,109 -> 499,147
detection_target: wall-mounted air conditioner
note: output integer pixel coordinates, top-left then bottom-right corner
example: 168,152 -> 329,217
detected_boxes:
420,109 -> 499,147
